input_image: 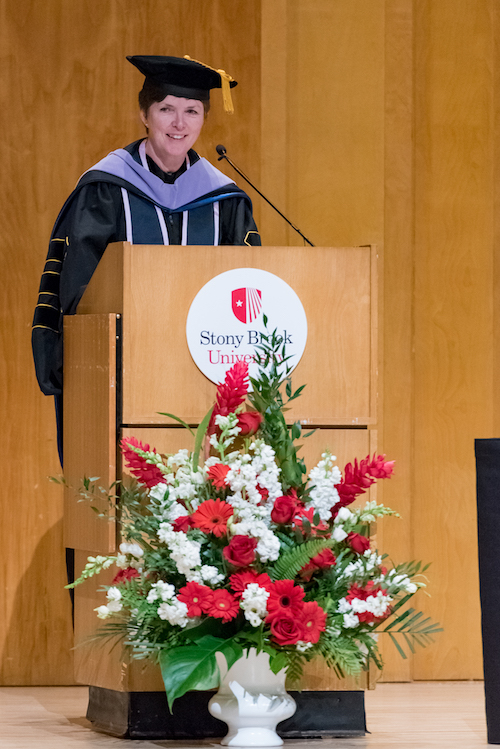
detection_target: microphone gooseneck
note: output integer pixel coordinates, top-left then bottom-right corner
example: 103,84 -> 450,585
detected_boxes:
215,145 -> 315,247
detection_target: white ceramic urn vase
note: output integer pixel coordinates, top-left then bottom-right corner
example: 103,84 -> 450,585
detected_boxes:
208,648 -> 296,747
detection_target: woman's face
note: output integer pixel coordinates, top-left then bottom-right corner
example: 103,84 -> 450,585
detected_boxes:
141,94 -> 205,172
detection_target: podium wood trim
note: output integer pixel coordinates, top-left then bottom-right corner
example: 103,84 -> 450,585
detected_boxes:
63,313 -> 117,552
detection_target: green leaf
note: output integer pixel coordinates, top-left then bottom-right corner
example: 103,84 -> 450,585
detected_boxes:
269,650 -> 288,674
157,412 -> 195,436
159,635 -> 242,711
192,406 -> 214,471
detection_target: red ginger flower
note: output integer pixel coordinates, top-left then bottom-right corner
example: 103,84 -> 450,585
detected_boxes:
336,453 -> 395,508
230,570 -> 273,598
266,579 -> 305,620
191,499 -> 233,537
209,362 -> 249,432
205,589 -> 240,622
178,582 -> 213,617
121,436 -> 166,488
208,463 -> 231,489
299,600 -> 327,643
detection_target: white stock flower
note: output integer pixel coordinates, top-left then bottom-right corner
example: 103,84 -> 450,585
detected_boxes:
119,542 -> 144,558
335,507 -> 354,523
95,605 -> 111,619
149,483 -> 168,501
343,612 -> 360,628
105,587 -> 122,613
307,452 -> 342,521
201,565 -> 225,585
157,599 -> 189,627
332,526 -> 348,542
296,641 -> 313,653
147,581 -> 175,603
240,583 -> 270,626
167,449 -> 190,467
106,586 -> 122,601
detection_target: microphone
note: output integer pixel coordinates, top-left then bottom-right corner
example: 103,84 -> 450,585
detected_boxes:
215,145 -> 315,246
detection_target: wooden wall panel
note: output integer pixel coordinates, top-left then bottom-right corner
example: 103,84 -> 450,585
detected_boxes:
377,0 -> 414,682
411,0 -> 494,680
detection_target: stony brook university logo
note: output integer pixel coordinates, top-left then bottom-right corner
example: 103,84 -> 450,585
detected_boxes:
186,267 -> 308,385
231,287 -> 263,324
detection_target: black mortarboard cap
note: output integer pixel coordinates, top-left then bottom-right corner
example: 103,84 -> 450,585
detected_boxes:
127,55 -> 237,113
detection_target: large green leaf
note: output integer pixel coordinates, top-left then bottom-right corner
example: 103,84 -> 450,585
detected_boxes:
159,635 -> 243,711
156,412 -> 195,436
192,406 -> 214,471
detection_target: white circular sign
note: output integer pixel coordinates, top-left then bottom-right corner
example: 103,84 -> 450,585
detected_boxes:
186,268 -> 308,384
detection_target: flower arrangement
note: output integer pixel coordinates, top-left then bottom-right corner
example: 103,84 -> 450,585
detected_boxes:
71,333 -> 439,710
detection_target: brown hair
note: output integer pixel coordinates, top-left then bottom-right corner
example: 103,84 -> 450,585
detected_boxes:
139,80 -> 210,116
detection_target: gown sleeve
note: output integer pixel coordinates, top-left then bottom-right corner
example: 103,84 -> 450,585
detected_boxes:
32,182 -> 125,395
219,195 -> 261,246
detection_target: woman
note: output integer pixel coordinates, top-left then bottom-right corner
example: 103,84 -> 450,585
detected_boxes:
32,55 -> 261,424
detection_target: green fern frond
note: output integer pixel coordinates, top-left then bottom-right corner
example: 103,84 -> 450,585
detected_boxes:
270,538 -> 335,580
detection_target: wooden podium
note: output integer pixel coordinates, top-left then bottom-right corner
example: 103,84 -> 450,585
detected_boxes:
63,242 -> 379,738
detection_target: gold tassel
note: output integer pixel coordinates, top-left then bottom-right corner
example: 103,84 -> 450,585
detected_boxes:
184,55 -> 235,114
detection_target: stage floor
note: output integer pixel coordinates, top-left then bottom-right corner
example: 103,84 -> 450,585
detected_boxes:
0,681 -> 488,748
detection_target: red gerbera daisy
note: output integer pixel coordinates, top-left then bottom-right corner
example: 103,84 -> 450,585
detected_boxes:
177,582 -> 213,617
266,579 -> 305,620
230,570 -> 273,598
205,589 -> 239,622
191,499 -> 233,537
299,600 -> 327,644
121,436 -> 166,488
208,463 -> 231,489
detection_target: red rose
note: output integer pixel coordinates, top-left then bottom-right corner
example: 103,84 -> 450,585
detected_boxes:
237,411 -> 263,436
271,495 -> 297,524
347,532 -> 370,554
268,612 -> 304,646
112,567 -> 140,584
299,549 -> 336,581
223,535 -> 258,567
173,515 -> 194,533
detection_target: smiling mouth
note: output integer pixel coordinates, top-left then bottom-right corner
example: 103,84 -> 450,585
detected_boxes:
167,134 -> 186,140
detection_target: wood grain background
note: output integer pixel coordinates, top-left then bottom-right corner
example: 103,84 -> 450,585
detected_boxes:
1,0 -> 498,684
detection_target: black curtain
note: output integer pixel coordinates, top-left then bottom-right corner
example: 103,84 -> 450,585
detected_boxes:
475,438 -> 500,744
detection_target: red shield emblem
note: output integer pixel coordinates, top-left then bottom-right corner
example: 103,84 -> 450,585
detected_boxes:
232,287 -> 262,324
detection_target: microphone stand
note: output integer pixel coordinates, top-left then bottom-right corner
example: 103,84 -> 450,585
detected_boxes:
216,145 -> 315,247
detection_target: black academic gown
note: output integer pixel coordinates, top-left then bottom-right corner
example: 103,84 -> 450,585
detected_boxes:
32,141 -> 261,398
